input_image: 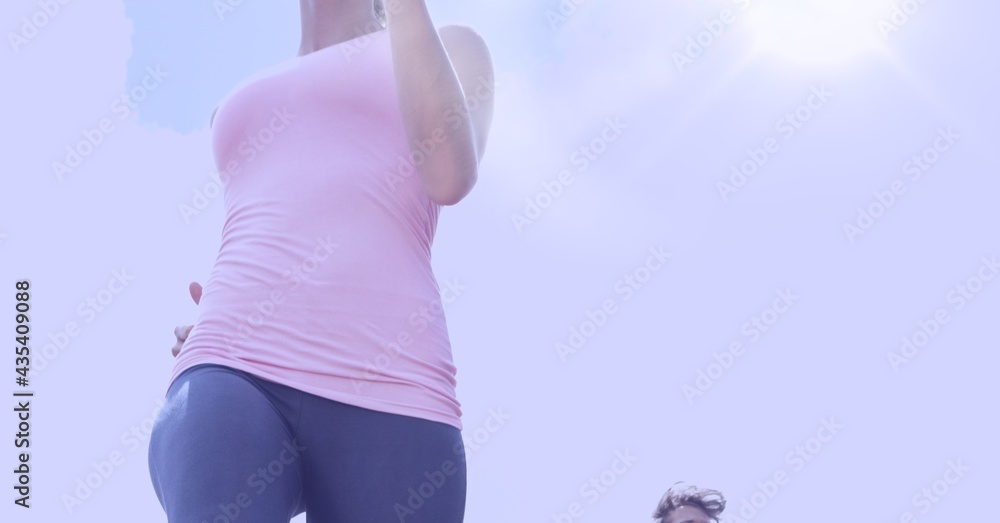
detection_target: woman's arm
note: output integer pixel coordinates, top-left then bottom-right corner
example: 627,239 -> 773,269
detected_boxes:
384,0 -> 493,206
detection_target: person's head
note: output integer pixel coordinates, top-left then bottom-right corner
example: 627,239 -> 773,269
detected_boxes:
652,483 -> 726,523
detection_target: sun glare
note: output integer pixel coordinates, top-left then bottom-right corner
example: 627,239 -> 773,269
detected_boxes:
744,0 -> 895,65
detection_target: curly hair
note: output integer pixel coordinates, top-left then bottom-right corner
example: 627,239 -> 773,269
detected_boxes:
652,483 -> 726,522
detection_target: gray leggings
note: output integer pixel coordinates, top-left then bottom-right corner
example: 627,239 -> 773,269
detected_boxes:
147,364 -> 466,522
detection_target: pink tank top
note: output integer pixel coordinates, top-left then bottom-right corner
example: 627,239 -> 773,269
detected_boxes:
169,27 -> 462,430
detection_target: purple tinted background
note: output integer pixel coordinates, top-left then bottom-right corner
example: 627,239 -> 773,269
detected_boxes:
1,0 -> 997,522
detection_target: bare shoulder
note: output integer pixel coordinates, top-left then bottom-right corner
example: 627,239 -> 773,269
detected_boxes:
437,24 -> 492,69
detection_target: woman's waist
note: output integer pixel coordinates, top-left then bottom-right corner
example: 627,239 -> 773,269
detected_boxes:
179,315 -> 455,387
212,232 -> 433,282
204,253 -> 437,297
198,278 -> 447,322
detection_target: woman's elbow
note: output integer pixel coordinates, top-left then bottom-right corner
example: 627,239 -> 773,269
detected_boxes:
427,168 -> 477,206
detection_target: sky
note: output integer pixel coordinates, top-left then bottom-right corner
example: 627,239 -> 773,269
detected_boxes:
1,0 -> 998,522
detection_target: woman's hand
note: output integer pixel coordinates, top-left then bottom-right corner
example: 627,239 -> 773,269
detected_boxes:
171,282 -> 203,357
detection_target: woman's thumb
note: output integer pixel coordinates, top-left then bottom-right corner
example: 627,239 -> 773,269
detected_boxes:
189,281 -> 203,305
